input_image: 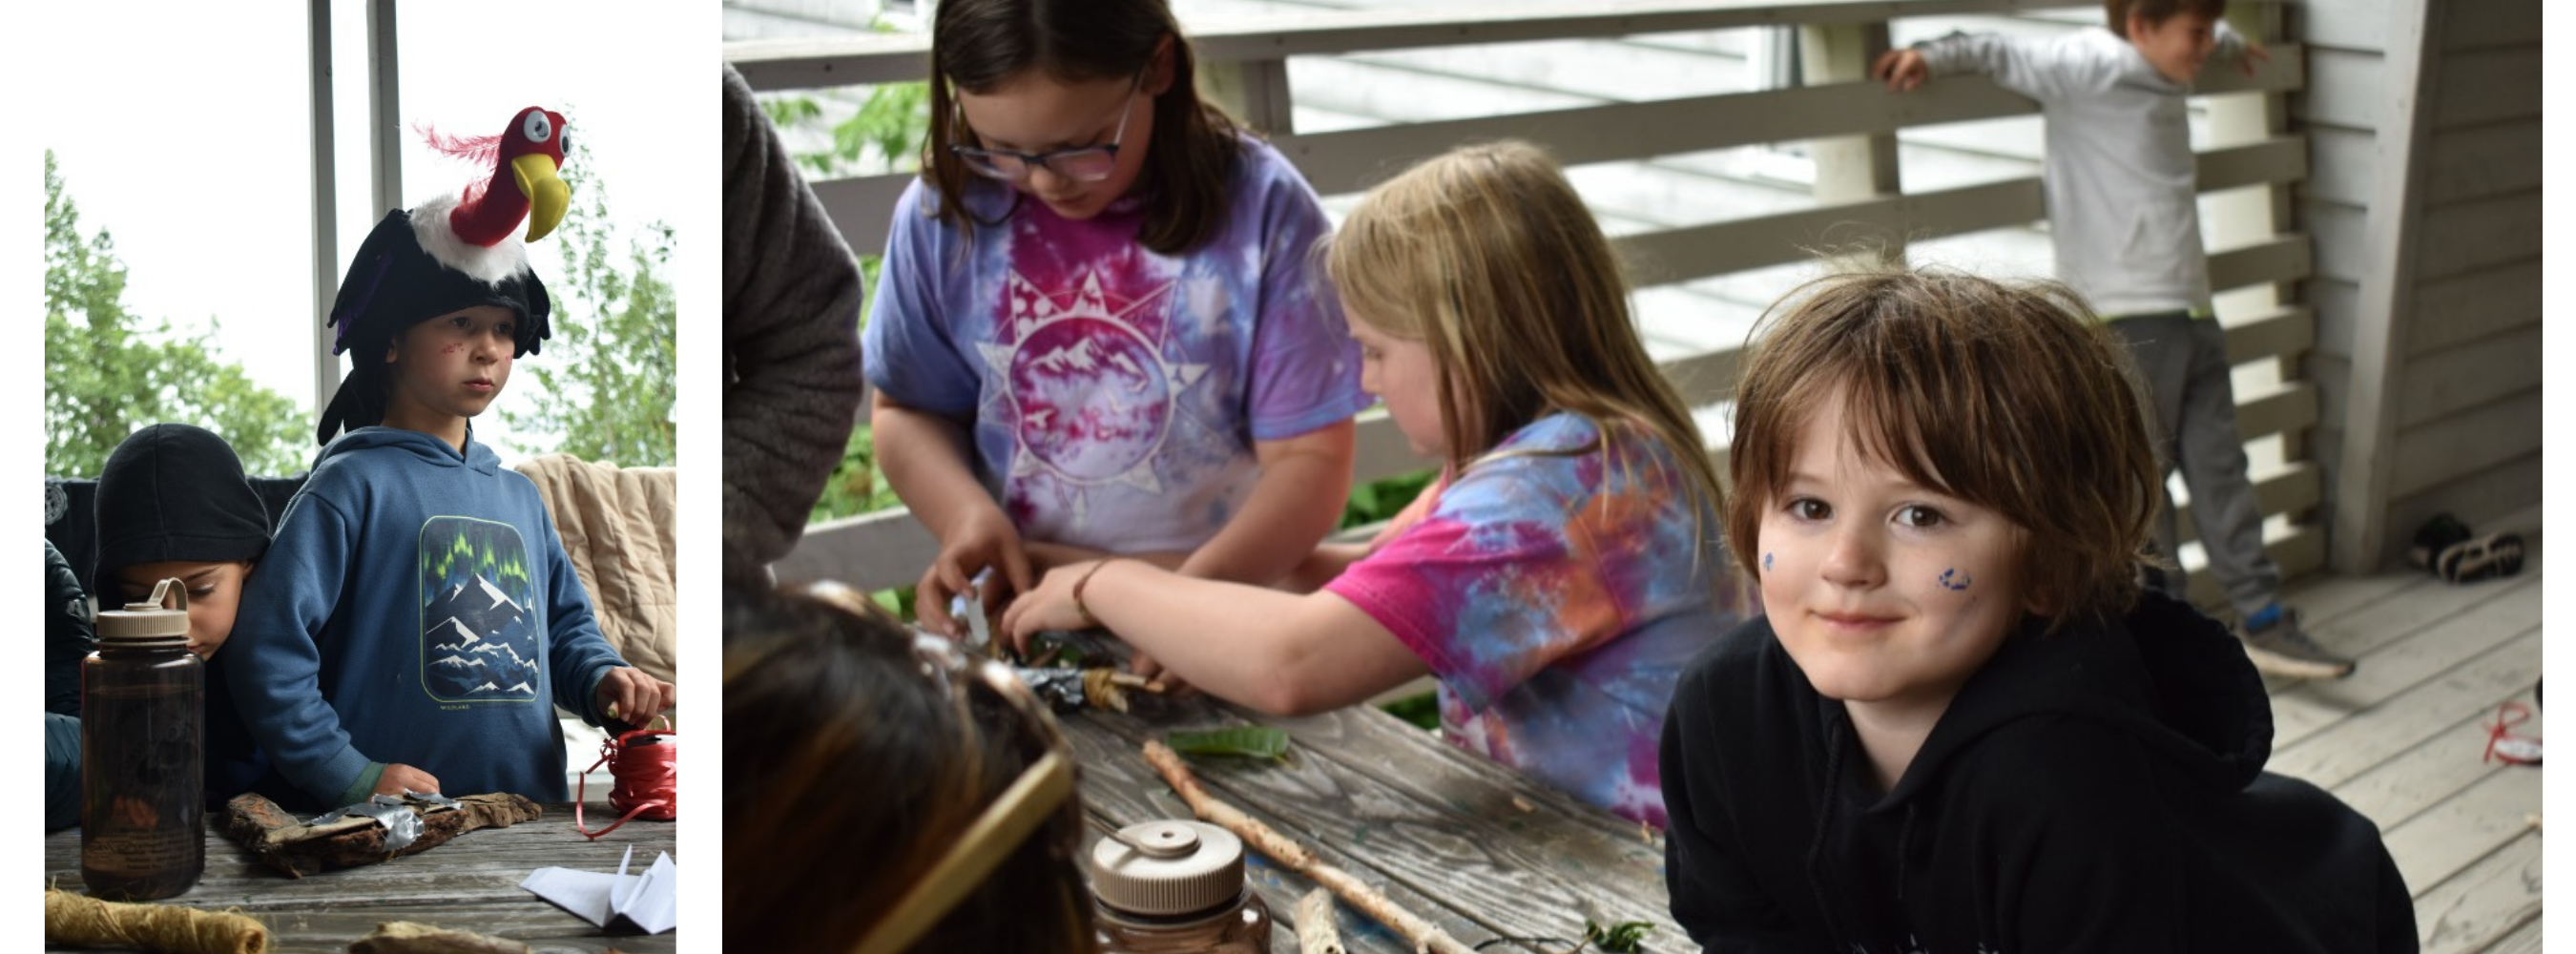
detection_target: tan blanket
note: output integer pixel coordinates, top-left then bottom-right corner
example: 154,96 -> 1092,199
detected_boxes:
512,455 -> 678,686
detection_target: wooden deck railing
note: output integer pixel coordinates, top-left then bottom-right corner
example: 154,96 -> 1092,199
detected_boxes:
729,0 -> 2318,608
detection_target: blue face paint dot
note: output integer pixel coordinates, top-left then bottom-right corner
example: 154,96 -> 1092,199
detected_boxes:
1938,569 -> 1972,591
1762,552 -> 1775,572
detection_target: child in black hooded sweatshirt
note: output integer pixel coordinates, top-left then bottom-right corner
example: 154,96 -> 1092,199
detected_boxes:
1659,268 -> 2414,952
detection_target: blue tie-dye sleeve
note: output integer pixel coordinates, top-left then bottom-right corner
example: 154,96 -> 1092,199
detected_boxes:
1327,445 -> 1614,711
862,179 -> 984,417
1242,147 -> 1373,442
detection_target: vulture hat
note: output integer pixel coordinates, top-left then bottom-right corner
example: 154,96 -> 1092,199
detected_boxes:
318,105 -> 572,445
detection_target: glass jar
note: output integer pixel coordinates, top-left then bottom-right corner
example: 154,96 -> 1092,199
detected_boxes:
1091,819 -> 1272,954
80,579 -> 204,901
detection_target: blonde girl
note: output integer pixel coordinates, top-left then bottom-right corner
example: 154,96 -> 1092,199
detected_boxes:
865,0 -> 1370,657
1004,140 -> 1746,826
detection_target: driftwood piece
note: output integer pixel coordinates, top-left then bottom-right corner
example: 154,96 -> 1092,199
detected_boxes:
1143,740 -> 1474,954
1296,887 -> 1346,954
347,921 -> 532,954
224,793 -> 544,879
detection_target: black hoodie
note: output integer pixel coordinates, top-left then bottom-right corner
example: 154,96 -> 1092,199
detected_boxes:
1660,591 -> 2416,952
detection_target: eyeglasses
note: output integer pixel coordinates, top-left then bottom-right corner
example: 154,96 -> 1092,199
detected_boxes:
948,75 -> 1144,183
774,583 -> 1080,954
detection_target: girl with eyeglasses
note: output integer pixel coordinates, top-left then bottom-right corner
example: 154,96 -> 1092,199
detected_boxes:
865,0 -> 1370,670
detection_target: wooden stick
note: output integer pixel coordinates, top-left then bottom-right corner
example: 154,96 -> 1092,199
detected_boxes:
1142,740 -> 1474,954
1295,887 -> 1345,954
347,922 -> 532,954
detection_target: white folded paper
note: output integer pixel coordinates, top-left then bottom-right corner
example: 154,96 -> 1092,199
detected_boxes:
520,844 -> 679,934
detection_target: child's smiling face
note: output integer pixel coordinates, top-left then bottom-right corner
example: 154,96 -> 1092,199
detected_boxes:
114,560 -> 253,660
384,304 -> 515,424
1758,392 -> 2034,717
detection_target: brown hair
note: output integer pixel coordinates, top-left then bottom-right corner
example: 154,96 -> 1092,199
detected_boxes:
1321,140 -> 1726,528
1725,266 -> 2162,630
2108,0 -> 2227,36
722,584 -> 1096,954
923,0 -> 1243,256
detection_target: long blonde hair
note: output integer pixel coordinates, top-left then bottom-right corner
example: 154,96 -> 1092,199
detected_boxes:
1321,139 -> 1724,524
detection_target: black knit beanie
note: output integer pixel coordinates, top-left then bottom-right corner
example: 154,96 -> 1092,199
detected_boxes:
93,424 -> 272,586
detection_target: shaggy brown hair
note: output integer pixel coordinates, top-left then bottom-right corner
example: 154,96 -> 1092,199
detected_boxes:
2108,0 -> 2228,36
923,0 -> 1243,256
1725,267 -> 2162,631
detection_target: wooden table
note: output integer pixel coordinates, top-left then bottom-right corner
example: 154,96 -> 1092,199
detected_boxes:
44,802 -> 677,954
1065,691 -> 1692,954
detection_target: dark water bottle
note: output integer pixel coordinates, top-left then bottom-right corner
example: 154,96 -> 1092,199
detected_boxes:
81,579 -> 203,901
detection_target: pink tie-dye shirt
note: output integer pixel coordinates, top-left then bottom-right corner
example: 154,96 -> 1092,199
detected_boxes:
1327,413 -> 1746,827
864,137 -> 1370,553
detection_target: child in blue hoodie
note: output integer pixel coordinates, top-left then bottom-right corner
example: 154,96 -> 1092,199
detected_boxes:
226,180 -> 677,810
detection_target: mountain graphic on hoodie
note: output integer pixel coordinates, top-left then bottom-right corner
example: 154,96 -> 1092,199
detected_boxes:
423,572 -> 540,700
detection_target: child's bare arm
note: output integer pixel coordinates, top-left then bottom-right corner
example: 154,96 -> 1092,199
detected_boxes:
871,391 -> 1033,636
1175,420 -> 1358,586
998,559 -> 1427,716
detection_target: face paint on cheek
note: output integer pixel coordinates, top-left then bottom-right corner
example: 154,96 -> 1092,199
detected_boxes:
1938,569 -> 1971,591
443,343 -> 465,355
1762,552 -> 1775,573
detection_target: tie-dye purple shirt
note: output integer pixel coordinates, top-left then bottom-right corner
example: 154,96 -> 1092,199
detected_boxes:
1326,414 -> 1745,827
863,137 -> 1369,553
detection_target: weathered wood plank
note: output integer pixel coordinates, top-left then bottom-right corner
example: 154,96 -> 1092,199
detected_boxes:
2267,567 -> 2545,753
1067,695 -> 1682,948
2222,304 -> 2313,365
1059,714 -> 1428,954
2438,0 -> 2541,52
2207,234 -> 2313,292
2321,689 -> 2529,834
2420,118 -> 2542,206
2261,535 -> 2539,723
2476,915 -> 2545,954
2233,380 -> 2316,442
2376,757 -> 2543,903
2394,325 -> 2542,429
2412,831 -> 2542,952
2406,259 -> 2542,358
2268,592 -> 2541,772
43,805 -> 678,954
2415,191 -> 2544,284
2388,391 -> 2543,500
2381,458 -> 2545,570
2428,47 -> 2541,131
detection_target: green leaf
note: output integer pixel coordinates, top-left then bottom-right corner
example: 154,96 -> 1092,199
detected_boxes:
1584,919 -> 1653,953
1166,726 -> 1292,761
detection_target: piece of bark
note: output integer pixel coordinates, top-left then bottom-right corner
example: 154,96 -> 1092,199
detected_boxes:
224,793 -> 544,879
1295,887 -> 1345,954
346,922 -> 531,954
1142,740 -> 1473,954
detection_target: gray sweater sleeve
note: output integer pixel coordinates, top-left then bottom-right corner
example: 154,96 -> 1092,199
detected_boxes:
1917,30 -> 2123,103
722,63 -> 866,583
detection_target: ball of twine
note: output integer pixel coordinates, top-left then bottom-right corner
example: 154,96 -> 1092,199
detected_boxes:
44,887 -> 269,954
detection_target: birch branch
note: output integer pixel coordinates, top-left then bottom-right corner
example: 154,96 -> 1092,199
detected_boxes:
1296,887 -> 1346,954
1142,739 -> 1474,954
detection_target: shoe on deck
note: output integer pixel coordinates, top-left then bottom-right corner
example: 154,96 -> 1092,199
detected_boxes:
2237,609 -> 2357,680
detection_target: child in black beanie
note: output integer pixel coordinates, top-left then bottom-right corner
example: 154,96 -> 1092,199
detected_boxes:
89,423 -> 284,808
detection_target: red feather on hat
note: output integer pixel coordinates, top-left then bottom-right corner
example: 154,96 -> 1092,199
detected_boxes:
407,106 -> 571,284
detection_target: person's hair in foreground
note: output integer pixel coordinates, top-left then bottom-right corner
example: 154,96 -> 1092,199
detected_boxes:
723,582 -> 1095,954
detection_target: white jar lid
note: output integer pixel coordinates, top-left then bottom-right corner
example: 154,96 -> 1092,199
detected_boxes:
1089,819 -> 1245,916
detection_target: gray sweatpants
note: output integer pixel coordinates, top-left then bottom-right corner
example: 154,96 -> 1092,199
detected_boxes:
2109,313 -> 2280,619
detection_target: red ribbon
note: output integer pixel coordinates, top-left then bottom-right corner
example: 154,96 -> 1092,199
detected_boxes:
2483,701 -> 2541,766
577,716 -> 678,839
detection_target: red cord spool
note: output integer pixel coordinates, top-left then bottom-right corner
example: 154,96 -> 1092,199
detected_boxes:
576,715 -> 676,839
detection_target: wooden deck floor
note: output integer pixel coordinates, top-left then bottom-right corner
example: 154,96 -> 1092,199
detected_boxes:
2263,525 -> 2544,952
